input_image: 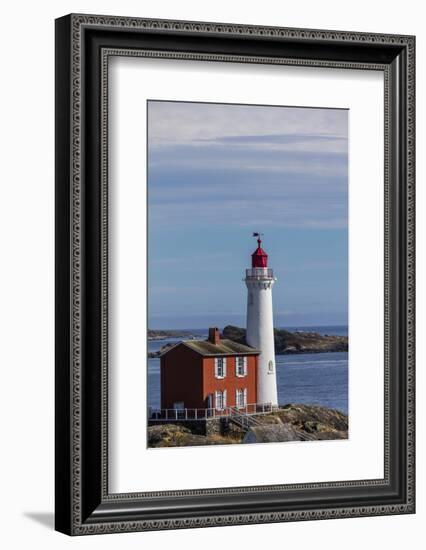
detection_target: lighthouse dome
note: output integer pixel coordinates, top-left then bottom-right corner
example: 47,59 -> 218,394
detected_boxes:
251,238 -> 268,268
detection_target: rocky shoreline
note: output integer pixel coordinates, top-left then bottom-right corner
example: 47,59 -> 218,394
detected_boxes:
147,404 -> 348,448
147,325 -> 348,358
223,325 -> 348,355
148,329 -> 196,341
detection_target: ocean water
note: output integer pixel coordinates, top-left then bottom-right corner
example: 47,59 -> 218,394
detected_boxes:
147,326 -> 348,414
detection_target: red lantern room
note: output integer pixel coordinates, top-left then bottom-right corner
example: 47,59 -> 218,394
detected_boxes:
251,237 -> 268,268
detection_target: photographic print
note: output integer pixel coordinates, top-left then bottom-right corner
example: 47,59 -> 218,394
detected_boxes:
55,16 -> 415,533
147,100 -> 348,448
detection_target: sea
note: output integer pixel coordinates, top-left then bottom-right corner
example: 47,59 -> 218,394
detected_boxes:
147,325 -> 348,415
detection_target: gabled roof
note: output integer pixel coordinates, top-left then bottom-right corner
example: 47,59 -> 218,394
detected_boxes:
161,338 -> 260,357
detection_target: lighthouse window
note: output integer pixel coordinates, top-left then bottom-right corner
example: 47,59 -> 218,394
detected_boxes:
268,360 -> 274,373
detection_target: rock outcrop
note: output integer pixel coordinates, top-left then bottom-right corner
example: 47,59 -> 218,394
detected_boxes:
222,325 -> 348,354
147,404 -> 348,448
147,423 -> 239,447
148,342 -> 176,358
243,423 -> 301,443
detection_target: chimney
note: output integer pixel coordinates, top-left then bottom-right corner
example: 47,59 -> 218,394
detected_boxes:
208,327 -> 221,345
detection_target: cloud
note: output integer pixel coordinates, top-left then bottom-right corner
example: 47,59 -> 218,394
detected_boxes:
148,101 -> 348,148
197,132 -> 348,154
147,101 -> 348,230
149,144 -> 347,177
209,133 -> 345,144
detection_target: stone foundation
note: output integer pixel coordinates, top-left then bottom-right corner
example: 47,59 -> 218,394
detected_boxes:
148,417 -> 245,437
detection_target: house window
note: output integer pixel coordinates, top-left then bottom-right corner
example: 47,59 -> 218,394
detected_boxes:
215,357 -> 226,378
268,360 -> 274,373
215,390 -> 227,410
235,388 -> 247,408
236,356 -> 247,377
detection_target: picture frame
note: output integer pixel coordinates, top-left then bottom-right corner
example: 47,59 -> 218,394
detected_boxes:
55,13 -> 415,535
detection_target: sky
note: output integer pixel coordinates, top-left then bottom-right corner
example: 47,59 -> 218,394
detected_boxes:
147,100 -> 348,329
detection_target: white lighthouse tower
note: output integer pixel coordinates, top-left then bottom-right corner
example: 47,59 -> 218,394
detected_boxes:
245,234 -> 278,406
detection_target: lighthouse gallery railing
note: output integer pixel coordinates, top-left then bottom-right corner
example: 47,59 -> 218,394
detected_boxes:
245,268 -> 274,279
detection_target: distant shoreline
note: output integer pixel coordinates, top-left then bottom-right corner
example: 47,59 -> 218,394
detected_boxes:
148,325 -> 348,339
148,329 -> 199,341
148,325 -> 348,357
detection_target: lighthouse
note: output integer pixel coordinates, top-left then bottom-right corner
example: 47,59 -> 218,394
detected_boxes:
245,234 -> 278,406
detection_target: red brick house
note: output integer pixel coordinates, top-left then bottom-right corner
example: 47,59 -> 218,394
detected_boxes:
160,327 -> 260,413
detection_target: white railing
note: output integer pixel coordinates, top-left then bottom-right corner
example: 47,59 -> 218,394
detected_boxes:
245,268 -> 274,279
148,402 -> 273,421
227,406 -> 263,430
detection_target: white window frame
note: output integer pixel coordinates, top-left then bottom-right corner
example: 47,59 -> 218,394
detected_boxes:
235,356 -> 247,377
215,390 -> 226,410
235,388 -> 246,408
214,357 -> 226,379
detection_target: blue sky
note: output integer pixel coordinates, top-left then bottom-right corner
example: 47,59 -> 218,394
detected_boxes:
147,101 -> 348,329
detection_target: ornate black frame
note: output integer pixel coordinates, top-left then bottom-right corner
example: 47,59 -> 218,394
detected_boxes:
55,14 -> 415,535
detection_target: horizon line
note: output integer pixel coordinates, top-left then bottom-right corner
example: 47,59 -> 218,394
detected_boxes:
148,323 -> 349,330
